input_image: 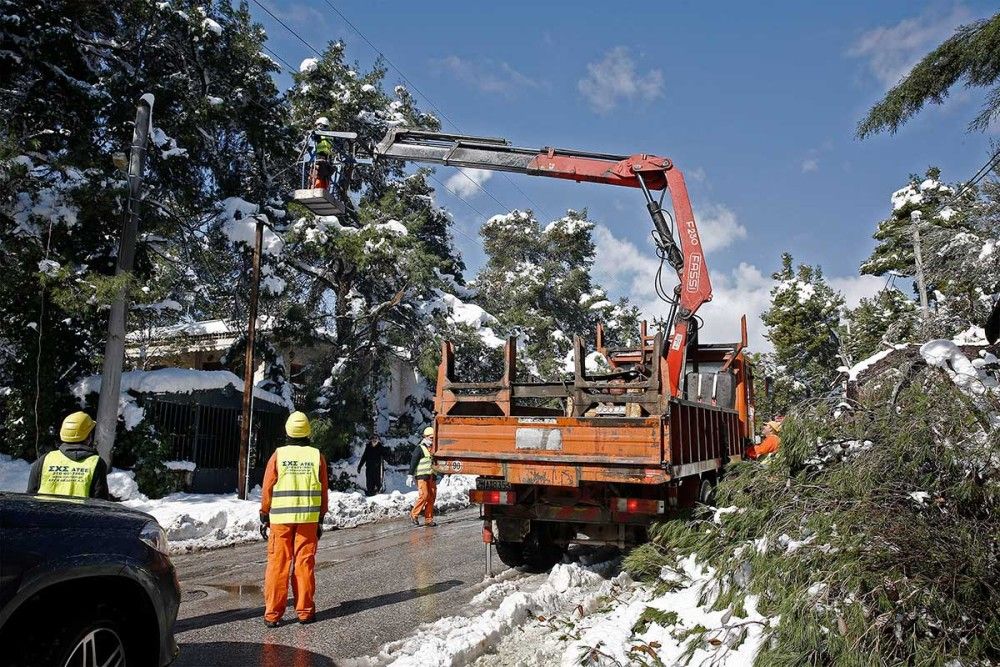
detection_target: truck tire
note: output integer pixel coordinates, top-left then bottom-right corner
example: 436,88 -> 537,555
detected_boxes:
494,540 -> 527,568
699,477 -> 716,506
494,526 -> 566,571
521,524 -> 565,572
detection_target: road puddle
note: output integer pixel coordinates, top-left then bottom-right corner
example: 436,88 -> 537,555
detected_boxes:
214,583 -> 264,598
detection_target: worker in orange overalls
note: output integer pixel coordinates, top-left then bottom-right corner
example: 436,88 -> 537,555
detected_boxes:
748,419 -> 782,460
259,411 -> 329,627
407,426 -> 437,527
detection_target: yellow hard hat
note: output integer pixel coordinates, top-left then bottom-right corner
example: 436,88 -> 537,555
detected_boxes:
60,412 -> 96,443
422,426 -> 434,437
286,411 -> 312,438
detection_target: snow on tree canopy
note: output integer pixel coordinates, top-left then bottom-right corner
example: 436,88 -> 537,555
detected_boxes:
299,57 -> 318,73
217,197 -> 283,256
201,17 -> 222,35
374,220 -> 408,236
421,290 -> 504,348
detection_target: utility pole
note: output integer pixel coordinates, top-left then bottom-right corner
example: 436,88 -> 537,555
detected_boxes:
910,210 -> 930,322
237,217 -> 264,499
95,95 -> 154,464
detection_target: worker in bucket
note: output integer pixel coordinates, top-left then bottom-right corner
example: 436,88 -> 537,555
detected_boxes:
407,426 -> 437,527
259,411 -> 329,627
748,418 -> 782,460
27,411 -> 109,499
310,117 -> 334,190
357,434 -> 385,496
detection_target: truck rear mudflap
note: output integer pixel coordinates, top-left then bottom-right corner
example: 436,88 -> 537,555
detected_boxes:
432,415 -> 670,486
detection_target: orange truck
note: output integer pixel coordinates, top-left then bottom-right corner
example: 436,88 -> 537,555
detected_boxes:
295,128 -> 756,567
430,320 -> 754,569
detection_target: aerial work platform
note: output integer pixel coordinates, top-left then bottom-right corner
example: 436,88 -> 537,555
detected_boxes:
291,188 -> 345,217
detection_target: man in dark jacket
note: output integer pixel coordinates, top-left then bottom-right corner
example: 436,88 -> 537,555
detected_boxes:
27,412 -> 109,500
357,435 -> 385,496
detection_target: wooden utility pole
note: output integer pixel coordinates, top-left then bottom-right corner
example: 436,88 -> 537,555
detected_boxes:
95,95 -> 154,464
237,218 -> 264,499
910,210 -> 930,322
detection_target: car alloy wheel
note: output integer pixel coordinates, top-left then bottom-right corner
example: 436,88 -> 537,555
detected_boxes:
64,627 -> 126,667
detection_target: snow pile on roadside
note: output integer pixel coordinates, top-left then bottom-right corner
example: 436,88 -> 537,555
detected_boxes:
555,555 -> 771,666
126,474 -> 475,553
0,451 -> 475,552
353,560 -> 621,667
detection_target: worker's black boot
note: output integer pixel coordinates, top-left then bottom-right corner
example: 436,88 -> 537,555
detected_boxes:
264,619 -> 281,628
411,516 -> 420,526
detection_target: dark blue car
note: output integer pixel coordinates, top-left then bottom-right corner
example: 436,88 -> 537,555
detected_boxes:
0,492 -> 180,666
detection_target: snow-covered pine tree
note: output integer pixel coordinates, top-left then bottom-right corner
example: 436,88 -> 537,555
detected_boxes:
761,253 -> 846,399
0,0 -> 291,456
861,167 -> 995,337
843,289 -> 919,362
473,209 -> 640,380
281,47 -> 477,444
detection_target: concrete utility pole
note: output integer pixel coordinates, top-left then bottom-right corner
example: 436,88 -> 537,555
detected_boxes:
910,210 -> 930,322
95,95 -> 153,464
237,218 -> 264,499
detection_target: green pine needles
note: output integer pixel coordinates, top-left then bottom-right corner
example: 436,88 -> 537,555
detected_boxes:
626,366 -> 1000,666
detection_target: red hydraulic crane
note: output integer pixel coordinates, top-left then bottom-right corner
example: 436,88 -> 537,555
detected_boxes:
294,128 -> 714,397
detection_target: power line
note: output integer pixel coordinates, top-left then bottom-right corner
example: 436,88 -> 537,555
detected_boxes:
249,0 -> 323,57
260,43 -> 299,75
251,0 -> 545,227
316,0 -> 555,220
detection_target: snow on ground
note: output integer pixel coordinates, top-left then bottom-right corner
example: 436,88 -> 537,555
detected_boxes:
126,473 -> 475,553
353,551 -> 771,667
0,453 -> 476,554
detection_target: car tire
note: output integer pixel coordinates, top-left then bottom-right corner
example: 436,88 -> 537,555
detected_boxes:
14,603 -> 133,667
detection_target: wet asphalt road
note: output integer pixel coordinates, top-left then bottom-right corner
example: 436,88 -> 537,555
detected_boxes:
171,508 -> 503,666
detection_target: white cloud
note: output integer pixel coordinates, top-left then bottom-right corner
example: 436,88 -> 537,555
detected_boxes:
578,47 -> 664,114
432,56 -> 538,97
591,225 -> 883,352
848,6 -> 970,88
801,158 -> 819,173
695,203 -> 747,254
443,168 -> 494,198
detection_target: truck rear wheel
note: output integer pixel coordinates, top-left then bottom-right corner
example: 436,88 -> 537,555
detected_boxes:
493,525 -> 566,571
494,540 -> 527,568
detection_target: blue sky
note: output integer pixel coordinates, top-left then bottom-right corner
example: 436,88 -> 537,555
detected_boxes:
258,1 -> 998,348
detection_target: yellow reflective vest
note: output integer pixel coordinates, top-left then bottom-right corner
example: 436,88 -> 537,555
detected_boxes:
37,450 -> 99,498
415,443 -> 433,477
271,445 -> 323,524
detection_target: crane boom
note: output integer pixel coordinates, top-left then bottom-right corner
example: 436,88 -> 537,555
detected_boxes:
296,127 -> 715,397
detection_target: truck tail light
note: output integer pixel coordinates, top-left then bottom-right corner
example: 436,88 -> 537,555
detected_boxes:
469,489 -> 517,505
611,497 -> 665,514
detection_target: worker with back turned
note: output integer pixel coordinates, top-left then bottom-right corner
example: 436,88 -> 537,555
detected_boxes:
27,411 -> 109,499
259,411 -> 329,627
